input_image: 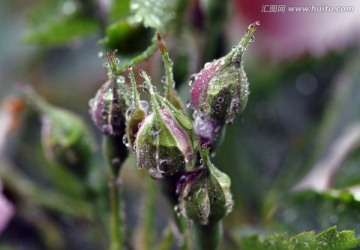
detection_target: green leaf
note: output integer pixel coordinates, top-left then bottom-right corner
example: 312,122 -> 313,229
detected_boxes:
129,0 -> 178,32
24,0 -> 99,46
238,226 -> 360,250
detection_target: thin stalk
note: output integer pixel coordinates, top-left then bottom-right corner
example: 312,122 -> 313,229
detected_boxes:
193,222 -> 222,250
136,177 -> 156,250
103,135 -> 128,250
159,174 -> 190,250
109,172 -> 123,250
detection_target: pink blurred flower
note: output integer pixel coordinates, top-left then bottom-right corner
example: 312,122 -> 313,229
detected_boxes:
234,0 -> 360,59
0,181 -> 14,234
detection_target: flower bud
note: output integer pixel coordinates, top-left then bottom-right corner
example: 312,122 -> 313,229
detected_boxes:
190,21 -> 259,124
176,146 -> 233,225
89,51 -> 129,136
134,71 -> 195,177
21,84 -> 96,177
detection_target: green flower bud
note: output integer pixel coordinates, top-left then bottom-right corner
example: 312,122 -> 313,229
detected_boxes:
190,21 -> 259,124
176,146 -> 233,225
21,84 -> 95,177
89,50 -> 129,136
134,71 -> 195,178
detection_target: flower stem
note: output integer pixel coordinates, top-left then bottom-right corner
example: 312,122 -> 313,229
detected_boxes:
193,222 -> 222,250
102,135 -> 128,250
109,172 -> 123,250
159,173 -> 190,250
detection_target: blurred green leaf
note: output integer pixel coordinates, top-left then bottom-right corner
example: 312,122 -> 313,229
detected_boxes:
129,0 -> 177,32
23,0 -> 98,46
238,226 -> 360,250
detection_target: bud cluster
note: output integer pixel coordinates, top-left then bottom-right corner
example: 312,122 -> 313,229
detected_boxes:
88,24 -> 257,230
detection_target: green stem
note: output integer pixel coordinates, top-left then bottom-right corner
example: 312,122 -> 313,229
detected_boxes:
136,177 -> 156,250
109,172 -> 123,250
102,135 -> 128,250
159,174 -> 190,250
193,222 -> 222,250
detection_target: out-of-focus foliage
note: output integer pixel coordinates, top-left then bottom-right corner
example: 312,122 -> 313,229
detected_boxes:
1,0 -> 360,249
239,226 -> 360,250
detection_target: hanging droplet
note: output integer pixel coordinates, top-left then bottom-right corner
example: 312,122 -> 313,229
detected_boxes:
117,76 -> 125,84
149,167 -> 163,179
122,134 -> 129,147
139,100 -> 149,112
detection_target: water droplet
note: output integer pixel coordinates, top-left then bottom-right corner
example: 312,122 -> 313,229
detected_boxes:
158,158 -> 172,172
149,129 -> 161,137
215,103 -> 221,111
125,108 -> 132,120
249,35 -> 255,42
139,100 -> 149,112
122,134 -> 129,147
217,97 -> 224,103
104,62 -> 110,68
116,76 -> 125,84
161,76 -> 166,84
88,98 -> 95,108
98,52 -> 104,58
115,58 -> 120,65
101,108 -> 108,119
149,167 -> 163,179
188,74 -> 197,86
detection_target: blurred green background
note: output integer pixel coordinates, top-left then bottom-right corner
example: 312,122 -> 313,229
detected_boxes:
1,0 -> 360,249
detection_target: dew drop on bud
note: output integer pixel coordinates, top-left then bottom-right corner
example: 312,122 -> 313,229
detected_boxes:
115,58 -> 120,65
88,98 -> 95,108
122,134 -> 129,147
161,76 -> 166,84
249,36 -> 255,43
139,100 -> 149,112
104,62 -> 110,68
149,167 -> 163,179
188,73 -> 197,86
117,76 -> 125,84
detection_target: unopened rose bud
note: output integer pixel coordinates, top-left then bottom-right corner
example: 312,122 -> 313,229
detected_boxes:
89,50 -> 129,136
190,21 -> 259,124
134,71 -> 195,178
176,146 -> 233,225
21,84 -> 95,177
